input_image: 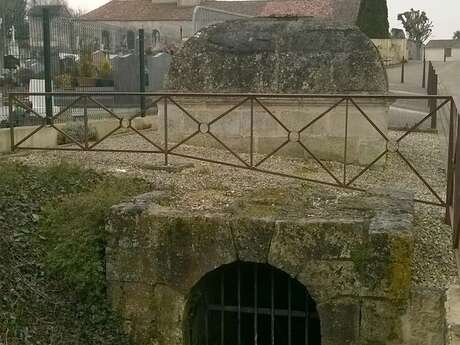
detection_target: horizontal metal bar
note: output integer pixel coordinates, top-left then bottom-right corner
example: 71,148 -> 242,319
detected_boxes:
208,305 -> 308,318
13,147 -> 163,154
8,91 -> 454,101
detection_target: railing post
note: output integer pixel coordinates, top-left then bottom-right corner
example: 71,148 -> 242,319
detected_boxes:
430,73 -> 438,129
138,29 -> 146,117
454,118 -> 460,248
446,98 -> 456,224
9,94 -> 14,153
401,57 -> 405,84
42,7 -> 53,122
164,97 -> 168,166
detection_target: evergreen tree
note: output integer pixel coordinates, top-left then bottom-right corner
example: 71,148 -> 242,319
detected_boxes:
357,0 -> 390,39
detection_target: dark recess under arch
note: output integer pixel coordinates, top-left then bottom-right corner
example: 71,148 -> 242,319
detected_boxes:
185,261 -> 321,345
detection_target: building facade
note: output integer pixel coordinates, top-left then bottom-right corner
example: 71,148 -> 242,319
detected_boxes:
426,39 -> 460,62
80,0 -> 362,44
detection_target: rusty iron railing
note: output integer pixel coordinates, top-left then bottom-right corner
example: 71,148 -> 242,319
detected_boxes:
7,91 -> 460,247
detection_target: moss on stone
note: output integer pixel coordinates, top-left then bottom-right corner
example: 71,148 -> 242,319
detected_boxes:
350,234 -> 412,301
387,236 -> 413,301
229,186 -> 315,219
169,18 -> 388,93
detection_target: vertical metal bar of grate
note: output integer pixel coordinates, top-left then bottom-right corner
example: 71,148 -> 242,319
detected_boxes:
164,98 -> 168,165
343,98 -> 349,185
271,269 -> 275,345
254,264 -> 258,345
238,263 -> 241,345
250,97 -> 254,167
221,270 -> 225,345
205,294 -> 209,345
304,294 -> 309,345
288,277 -> 292,345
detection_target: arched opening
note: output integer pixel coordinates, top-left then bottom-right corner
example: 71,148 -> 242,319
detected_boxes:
185,262 -> 321,345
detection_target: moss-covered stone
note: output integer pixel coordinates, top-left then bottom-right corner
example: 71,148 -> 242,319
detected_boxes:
168,17 -> 388,94
106,188 -> 416,345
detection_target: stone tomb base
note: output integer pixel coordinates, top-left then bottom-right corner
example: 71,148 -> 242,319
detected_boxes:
104,189 -> 445,345
158,97 -> 391,165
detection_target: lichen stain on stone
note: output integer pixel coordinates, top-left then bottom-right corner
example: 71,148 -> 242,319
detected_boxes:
350,234 -> 413,301
387,236 -> 413,301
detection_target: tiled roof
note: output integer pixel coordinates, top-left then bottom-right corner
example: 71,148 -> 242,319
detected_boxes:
260,0 -> 333,18
426,40 -> 460,49
81,0 -> 361,23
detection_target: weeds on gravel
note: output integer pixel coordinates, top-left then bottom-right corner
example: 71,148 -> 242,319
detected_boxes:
0,161 -> 149,345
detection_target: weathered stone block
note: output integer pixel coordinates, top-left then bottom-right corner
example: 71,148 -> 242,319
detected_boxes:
359,299 -> 405,345
140,210 -> 237,293
269,219 -> 368,277
318,301 -> 360,345
229,217 -> 276,263
297,260 -> 361,301
401,289 -> 446,345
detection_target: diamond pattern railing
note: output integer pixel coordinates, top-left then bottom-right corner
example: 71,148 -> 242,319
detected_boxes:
7,91 -> 460,246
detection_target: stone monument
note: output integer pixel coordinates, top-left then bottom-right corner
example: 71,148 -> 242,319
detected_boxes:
163,17 -> 390,165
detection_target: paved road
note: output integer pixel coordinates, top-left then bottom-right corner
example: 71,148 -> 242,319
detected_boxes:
433,61 -> 460,105
387,61 -> 426,95
385,62 -> 435,129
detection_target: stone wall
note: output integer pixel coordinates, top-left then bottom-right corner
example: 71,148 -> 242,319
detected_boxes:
104,189 -> 430,345
88,20 -> 194,43
372,38 -> 408,65
1,116 -> 157,153
158,97 -> 390,165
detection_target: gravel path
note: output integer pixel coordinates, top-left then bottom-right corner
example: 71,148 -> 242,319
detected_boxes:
6,127 -> 457,290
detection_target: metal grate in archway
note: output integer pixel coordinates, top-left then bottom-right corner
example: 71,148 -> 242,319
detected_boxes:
188,261 -> 321,345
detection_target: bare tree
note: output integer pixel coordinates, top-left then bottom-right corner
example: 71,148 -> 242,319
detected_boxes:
397,8 -> 433,45
454,30 -> 460,40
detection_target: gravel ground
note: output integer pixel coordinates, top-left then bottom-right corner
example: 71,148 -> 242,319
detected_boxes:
5,127 -> 457,290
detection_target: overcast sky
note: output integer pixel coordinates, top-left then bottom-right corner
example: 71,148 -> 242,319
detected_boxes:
67,0 -> 459,40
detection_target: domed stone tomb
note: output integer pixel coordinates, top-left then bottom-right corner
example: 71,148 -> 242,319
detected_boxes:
163,17 -> 390,165
169,18 -> 387,93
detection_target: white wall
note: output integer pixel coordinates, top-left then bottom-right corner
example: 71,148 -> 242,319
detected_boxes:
88,20 -> 194,43
426,47 -> 460,61
372,38 -> 408,65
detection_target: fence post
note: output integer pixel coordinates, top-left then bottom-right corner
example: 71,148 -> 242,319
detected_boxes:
422,53 -> 426,88
427,62 -> 433,108
42,8 -> 53,122
138,29 -> 146,117
401,56 -> 405,83
430,73 -> 438,129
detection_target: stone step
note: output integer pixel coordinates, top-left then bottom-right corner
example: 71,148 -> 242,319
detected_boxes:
446,285 -> 460,345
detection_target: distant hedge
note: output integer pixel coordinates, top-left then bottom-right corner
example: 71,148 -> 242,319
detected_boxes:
357,0 -> 390,39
